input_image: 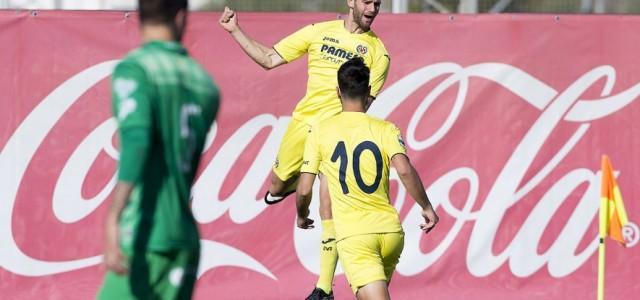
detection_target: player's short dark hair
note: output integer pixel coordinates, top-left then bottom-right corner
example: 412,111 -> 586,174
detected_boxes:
337,57 -> 370,100
138,0 -> 188,25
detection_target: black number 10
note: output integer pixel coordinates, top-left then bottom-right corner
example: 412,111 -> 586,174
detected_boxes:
330,141 -> 383,194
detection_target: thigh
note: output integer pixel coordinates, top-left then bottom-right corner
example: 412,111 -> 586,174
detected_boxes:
273,119 -> 311,181
144,250 -> 200,300
337,234 -> 387,295
380,232 -> 404,282
98,249 -> 199,300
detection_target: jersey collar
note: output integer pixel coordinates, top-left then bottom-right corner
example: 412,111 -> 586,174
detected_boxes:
341,20 -> 375,37
144,40 -> 188,55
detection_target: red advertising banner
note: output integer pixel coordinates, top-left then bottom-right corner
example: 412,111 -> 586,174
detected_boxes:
1,10 -> 639,299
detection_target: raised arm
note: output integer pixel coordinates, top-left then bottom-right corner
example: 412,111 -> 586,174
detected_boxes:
218,6 -> 286,70
391,154 -> 439,233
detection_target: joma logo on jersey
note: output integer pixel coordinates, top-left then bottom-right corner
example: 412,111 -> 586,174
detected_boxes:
320,44 -> 356,60
322,36 -> 340,44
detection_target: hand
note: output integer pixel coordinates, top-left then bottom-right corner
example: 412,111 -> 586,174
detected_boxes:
103,222 -> 128,275
297,215 -> 315,229
419,205 -> 439,234
218,6 -> 239,33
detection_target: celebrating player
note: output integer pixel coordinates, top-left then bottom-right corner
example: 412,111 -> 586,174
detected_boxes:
296,57 -> 439,300
219,1 -> 389,298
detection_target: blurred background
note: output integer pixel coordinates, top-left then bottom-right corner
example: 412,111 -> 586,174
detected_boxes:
1,0 -> 640,14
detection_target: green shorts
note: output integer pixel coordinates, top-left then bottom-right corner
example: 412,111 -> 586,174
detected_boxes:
97,249 -> 199,300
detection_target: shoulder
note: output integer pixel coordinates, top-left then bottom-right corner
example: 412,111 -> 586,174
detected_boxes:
313,117 -> 332,132
313,114 -> 343,133
184,58 -> 220,96
360,115 -> 391,131
384,119 -> 401,131
116,46 -> 156,77
375,118 -> 401,133
114,53 -> 147,80
296,20 -> 336,34
366,30 -> 384,44
366,30 -> 389,56
314,19 -> 343,30
118,46 -> 143,66
365,114 -> 387,125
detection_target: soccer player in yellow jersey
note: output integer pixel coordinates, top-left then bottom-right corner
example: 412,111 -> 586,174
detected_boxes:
219,1 -> 389,298
296,57 -> 439,299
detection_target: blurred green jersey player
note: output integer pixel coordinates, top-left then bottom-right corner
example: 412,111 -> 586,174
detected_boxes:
98,1 -> 219,299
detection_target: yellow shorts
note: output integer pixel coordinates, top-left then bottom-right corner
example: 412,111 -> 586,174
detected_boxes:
273,118 -> 311,181
337,232 -> 405,295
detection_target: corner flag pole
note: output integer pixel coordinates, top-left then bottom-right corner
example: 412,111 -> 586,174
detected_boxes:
597,155 -> 632,300
597,236 -> 605,300
597,155 -> 609,300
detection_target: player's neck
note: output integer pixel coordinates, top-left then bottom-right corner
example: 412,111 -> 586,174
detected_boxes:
344,14 -> 368,34
342,100 -> 366,113
141,24 -> 179,44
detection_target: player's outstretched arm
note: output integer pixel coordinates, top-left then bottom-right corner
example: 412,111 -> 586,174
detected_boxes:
295,173 -> 316,229
218,6 -> 286,70
391,154 -> 439,233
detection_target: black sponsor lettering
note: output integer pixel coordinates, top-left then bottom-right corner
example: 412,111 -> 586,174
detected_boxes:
320,45 -> 357,63
322,37 -> 340,43
335,49 -> 347,59
321,55 -> 344,64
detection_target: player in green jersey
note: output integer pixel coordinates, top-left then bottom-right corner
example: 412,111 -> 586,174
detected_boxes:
98,1 -> 219,299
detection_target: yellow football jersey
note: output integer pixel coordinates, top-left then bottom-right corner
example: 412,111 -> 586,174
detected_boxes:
273,20 -> 390,125
301,112 -> 406,241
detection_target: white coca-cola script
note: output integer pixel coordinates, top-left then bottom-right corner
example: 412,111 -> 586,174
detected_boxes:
1,61 -> 638,280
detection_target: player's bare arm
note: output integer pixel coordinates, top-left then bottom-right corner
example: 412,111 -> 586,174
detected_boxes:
218,6 -> 286,70
103,181 -> 133,275
391,153 -> 439,233
296,173 -> 316,229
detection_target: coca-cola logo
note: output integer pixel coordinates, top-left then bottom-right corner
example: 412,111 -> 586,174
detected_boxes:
623,223 -> 640,247
1,60 -> 638,281
371,62 -> 640,277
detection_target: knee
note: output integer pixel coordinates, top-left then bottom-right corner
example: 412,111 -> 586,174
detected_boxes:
269,172 -> 286,195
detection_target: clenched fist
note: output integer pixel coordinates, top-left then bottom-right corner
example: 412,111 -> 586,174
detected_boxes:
218,6 -> 239,33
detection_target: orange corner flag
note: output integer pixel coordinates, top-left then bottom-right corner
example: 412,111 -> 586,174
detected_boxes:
599,155 -> 630,246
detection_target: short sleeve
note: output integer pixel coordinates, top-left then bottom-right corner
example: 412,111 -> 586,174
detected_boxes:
300,126 -> 321,174
369,45 -> 390,97
382,123 -> 406,159
273,24 -> 316,63
111,61 -> 152,130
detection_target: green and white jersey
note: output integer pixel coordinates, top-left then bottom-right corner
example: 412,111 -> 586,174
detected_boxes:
112,40 -> 219,252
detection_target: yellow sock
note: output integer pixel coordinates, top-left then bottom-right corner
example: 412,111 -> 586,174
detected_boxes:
316,219 -> 338,294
